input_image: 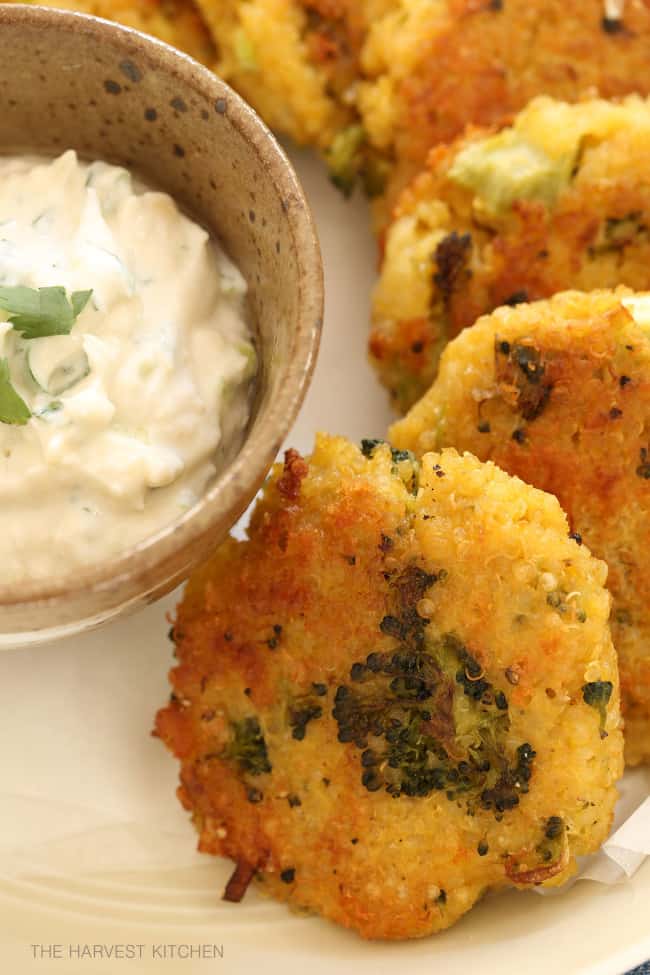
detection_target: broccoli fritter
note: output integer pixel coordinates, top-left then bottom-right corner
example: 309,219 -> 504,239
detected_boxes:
155,435 -> 622,939
371,95 -> 650,412
9,0 -> 215,64
391,287 -> 650,765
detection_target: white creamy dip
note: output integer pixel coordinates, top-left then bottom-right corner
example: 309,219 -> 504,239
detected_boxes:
0,151 -> 256,582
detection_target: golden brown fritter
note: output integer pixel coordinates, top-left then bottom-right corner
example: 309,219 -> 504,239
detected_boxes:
12,0 -> 215,64
155,435 -> 622,940
371,95 -> 650,413
391,288 -> 650,765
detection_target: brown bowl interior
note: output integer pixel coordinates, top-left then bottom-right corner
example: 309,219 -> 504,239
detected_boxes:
0,6 -> 322,640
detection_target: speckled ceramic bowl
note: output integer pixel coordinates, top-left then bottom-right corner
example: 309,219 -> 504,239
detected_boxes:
0,5 -> 323,645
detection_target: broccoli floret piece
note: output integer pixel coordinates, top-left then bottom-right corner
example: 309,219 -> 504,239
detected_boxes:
545,815 -> 564,839
325,127 -> 392,199
325,125 -> 366,197
360,438 -> 414,466
331,564 -> 533,814
494,338 -> 553,421
288,699 -> 323,740
225,717 -> 271,775
333,638 -> 528,808
479,743 -> 536,813
360,439 -> 419,493
361,438 -> 385,458
534,815 -> 565,863
582,680 -> 613,737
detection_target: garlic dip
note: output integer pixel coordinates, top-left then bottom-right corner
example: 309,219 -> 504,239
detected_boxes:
0,151 -> 256,582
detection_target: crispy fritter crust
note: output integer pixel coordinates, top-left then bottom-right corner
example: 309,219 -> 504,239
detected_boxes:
391,288 -> 650,764
156,435 -> 622,939
12,0 -> 215,64
372,95 -> 650,412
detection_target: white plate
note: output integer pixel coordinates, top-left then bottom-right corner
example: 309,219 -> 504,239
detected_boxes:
0,148 -> 648,975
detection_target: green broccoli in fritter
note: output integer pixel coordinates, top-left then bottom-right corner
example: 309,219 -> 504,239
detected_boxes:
325,124 -> 366,197
583,681 -> 614,737
325,126 -> 391,198
288,697 -> 324,740
225,716 -> 272,775
333,563 -> 535,814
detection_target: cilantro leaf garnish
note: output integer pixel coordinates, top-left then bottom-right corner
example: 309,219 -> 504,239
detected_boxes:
0,285 -> 93,339
0,357 -> 30,425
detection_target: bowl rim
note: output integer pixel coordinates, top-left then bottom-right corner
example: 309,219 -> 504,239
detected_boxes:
0,4 -> 323,609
